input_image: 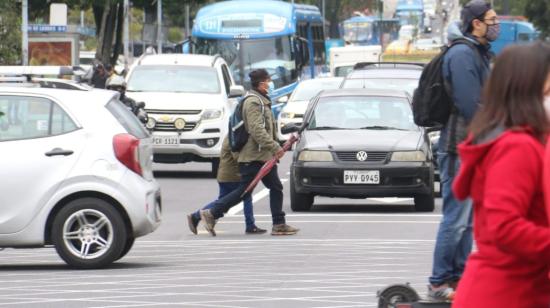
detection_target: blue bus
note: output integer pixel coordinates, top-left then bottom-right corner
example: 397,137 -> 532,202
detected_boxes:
342,15 -> 400,47
189,0 -> 326,115
395,0 -> 424,30
491,19 -> 539,55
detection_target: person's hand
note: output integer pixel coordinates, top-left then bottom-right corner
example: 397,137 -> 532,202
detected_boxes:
275,148 -> 285,160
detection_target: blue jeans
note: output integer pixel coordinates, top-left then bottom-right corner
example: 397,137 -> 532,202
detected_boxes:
429,152 -> 473,286
209,162 -> 286,225
192,182 -> 255,229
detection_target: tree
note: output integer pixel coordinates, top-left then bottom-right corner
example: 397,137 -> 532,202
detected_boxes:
525,0 -> 549,37
0,1 -> 22,65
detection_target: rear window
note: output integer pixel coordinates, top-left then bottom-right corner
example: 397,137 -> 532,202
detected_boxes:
106,99 -> 149,139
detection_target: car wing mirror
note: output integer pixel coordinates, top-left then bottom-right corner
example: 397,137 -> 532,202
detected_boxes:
229,85 -> 245,98
281,122 -> 300,135
137,101 -> 146,109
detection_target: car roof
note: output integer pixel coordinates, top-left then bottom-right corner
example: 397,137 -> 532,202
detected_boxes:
0,87 -> 115,106
318,88 -> 409,98
136,54 -> 221,67
346,68 -> 421,79
297,77 -> 343,86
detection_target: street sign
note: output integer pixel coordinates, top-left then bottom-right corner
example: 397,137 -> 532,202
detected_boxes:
28,24 -> 67,33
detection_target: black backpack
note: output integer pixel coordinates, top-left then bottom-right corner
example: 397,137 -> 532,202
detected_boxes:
228,93 -> 264,152
412,38 -> 479,127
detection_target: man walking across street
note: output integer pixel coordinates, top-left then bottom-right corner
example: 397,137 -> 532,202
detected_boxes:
198,69 -> 299,236
428,0 -> 496,300
187,136 -> 266,235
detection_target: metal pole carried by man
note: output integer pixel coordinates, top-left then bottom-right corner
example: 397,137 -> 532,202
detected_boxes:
193,69 -> 300,237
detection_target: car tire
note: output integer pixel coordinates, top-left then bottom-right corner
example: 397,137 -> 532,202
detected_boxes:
116,237 -> 135,261
52,197 -> 128,269
290,177 -> 313,211
414,194 -> 435,212
211,158 -> 220,178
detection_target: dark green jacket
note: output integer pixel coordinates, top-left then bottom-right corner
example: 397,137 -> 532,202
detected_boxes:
238,89 -> 282,163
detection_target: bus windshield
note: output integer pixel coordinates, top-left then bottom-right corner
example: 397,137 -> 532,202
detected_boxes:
193,36 -> 296,89
343,22 -> 373,44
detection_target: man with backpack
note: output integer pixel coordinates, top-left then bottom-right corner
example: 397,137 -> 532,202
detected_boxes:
425,0 -> 496,300
196,69 -> 299,236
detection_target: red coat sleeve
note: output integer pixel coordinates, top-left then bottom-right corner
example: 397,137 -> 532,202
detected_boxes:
483,136 -> 550,263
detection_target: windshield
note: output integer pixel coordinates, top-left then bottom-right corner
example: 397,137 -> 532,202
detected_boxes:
308,96 -> 417,131
343,22 -> 373,44
397,11 -> 422,27
342,78 -> 419,95
290,79 -> 342,102
193,36 -> 296,89
127,65 -> 220,93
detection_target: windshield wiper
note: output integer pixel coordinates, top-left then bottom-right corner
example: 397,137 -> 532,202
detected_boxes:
360,125 -> 408,131
309,126 -> 345,130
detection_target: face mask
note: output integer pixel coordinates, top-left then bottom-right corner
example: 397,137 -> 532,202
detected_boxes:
484,23 -> 500,42
267,81 -> 275,95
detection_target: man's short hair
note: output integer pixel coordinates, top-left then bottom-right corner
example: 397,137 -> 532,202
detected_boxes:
461,0 -> 492,33
249,69 -> 270,89
105,63 -> 113,71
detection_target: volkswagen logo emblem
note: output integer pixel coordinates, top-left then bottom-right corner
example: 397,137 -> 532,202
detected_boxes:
356,151 -> 368,161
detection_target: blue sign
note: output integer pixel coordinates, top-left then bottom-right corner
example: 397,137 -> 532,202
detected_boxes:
28,24 -> 67,33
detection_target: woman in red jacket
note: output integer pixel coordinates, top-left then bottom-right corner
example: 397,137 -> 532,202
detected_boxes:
452,42 -> 550,307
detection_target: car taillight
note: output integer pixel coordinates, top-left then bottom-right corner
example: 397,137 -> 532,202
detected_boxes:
113,133 -> 143,176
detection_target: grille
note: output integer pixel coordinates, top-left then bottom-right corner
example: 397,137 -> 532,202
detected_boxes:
336,151 -> 389,162
154,122 -> 197,132
146,109 -> 201,115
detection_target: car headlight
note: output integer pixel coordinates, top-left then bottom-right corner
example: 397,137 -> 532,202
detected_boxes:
298,150 -> 333,162
145,117 -> 156,129
280,112 -> 295,119
391,151 -> 426,162
201,109 -> 223,121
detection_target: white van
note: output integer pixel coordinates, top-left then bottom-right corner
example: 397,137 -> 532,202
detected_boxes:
125,54 -> 244,174
329,45 -> 382,77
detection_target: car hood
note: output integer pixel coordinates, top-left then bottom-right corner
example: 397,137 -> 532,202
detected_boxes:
300,129 -> 422,152
282,101 -> 309,115
125,91 -> 225,110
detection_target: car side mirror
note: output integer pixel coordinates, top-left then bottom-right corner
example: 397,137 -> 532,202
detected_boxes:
277,96 -> 289,104
281,122 -> 300,135
229,85 -> 245,98
137,101 -> 145,109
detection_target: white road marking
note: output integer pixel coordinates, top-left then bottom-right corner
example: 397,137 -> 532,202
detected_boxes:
227,179 -> 288,216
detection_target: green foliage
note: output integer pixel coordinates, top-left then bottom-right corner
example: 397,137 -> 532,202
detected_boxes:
525,0 -> 549,37
168,27 -> 183,43
0,1 -> 22,65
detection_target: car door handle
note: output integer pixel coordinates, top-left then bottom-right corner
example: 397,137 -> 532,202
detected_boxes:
45,148 -> 74,157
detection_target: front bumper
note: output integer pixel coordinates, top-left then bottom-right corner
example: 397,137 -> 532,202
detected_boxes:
149,120 -> 224,162
292,161 -> 433,198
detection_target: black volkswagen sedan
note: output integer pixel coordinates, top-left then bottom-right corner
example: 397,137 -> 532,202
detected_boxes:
289,88 -> 435,212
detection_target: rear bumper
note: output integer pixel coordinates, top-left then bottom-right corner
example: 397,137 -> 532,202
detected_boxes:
292,161 -> 433,198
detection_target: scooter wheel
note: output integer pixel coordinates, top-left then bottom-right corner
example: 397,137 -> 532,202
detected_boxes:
378,284 -> 420,308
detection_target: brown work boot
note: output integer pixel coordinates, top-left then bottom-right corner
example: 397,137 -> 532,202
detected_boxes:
199,210 -> 217,236
271,224 -> 299,236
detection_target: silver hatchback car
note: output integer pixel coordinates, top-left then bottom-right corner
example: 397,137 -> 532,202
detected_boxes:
0,87 -> 161,269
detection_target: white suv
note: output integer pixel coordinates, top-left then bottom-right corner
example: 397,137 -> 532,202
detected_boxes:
125,54 -> 244,174
0,87 -> 161,269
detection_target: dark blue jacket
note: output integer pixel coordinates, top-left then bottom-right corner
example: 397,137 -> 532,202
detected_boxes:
439,22 -> 491,153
